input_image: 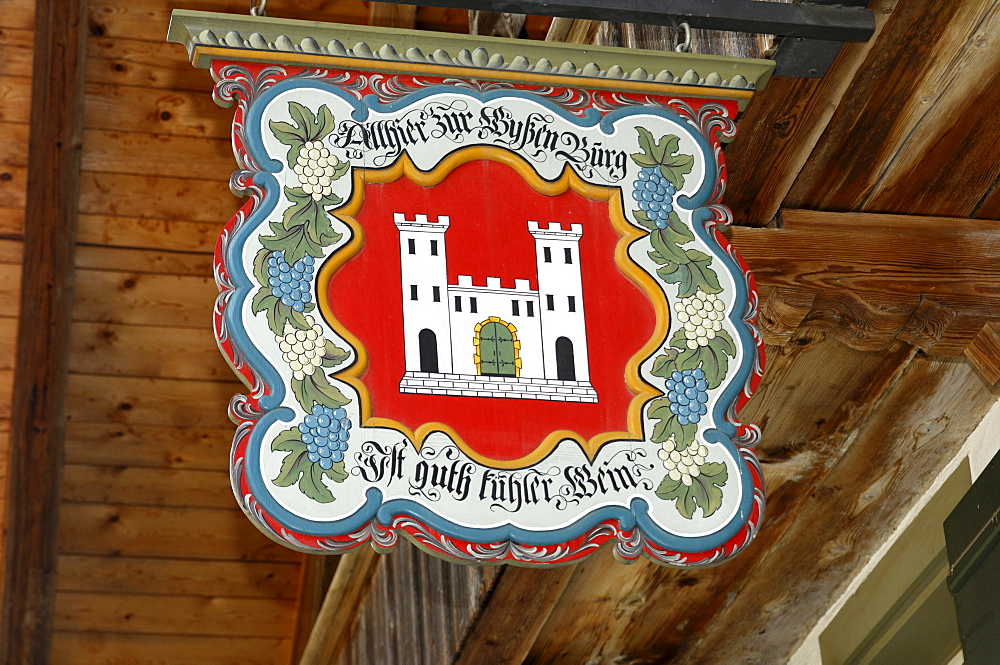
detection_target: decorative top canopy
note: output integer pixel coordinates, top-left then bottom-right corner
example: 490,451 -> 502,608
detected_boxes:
167,10 -> 774,109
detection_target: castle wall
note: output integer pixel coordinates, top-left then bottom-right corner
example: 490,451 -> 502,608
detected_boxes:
448,276 -> 543,377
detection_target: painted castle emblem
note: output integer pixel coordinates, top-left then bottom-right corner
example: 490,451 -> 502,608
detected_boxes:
395,212 -> 597,403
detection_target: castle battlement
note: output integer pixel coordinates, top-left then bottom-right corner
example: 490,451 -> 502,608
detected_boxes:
527,220 -> 583,239
394,212 -> 451,230
453,275 -> 536,292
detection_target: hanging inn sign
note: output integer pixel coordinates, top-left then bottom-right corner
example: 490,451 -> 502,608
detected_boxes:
168,11 -> 772,567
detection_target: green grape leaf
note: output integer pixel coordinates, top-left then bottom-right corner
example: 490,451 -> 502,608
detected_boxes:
253,247 -> 272,287
291,372 -> 351,412
647,399 -> 697,447
283,187 -> 343,245
271,448 -> 337,503
669,327 -> 688,349
631,128 -> 694,190
674,342 -> 730,390
261,221 -> 324,266
656,249 -> 722,299
269,426 -> 346,501
272,102 -> 339,165
632,209 -> 658,232
269,120 -> 306,147
250,287 -> 311,335
272,427 -> 303,453
322,341 -> 351,368
659,156 -> 694,192
655,474 -> 683,500
325,460 -> 349,484
329,159 -> 351,182
251,290 -> 284,335
711,328 -> 737,357
650,348 -> 679,378
655,462 -> 728,519
648,227 -> 690,264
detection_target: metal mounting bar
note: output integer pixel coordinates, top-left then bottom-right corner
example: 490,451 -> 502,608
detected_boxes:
366,0 -> 876,42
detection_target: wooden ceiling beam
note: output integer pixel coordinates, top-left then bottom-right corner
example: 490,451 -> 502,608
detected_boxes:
522,337 -> 915,664
784,0 -> 1000,218
469,11 -> 527,38
368,2 -> 418,29
298,547 -> 381,665
453,564 -> 574,665
722,0 -> 897,227
727,209 -> 1000,356
675,354 -> 996,663
0,0 -> 88,661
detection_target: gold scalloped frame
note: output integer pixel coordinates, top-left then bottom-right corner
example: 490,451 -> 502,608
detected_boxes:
315,146 -> 669,469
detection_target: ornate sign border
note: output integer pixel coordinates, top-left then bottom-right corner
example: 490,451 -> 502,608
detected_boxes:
170,12 -> 769,567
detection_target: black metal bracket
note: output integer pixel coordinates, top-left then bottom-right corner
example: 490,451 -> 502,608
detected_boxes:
368,0 -> 876,78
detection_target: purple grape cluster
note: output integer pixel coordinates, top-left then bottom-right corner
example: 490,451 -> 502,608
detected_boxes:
299,404 -> 350,469
666,368 -> 709,425
633,167 -> 677,229
267,252 -> 314,312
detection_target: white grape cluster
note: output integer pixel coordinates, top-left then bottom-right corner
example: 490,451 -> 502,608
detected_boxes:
292,141 -> 340,201
276,315 -> 328,380
673,289 -> 726,349
658,434 -> 709,486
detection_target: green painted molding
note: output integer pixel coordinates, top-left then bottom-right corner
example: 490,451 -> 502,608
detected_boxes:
167,10 -> 774,93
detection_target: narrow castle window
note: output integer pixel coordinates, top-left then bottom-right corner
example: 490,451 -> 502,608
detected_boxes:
430,239 -> 438,256
511,300 -> 520,316
454,295 -> 462,312
526,301 -> 535,317
564,247 -> 573,264
568,295 -> 576,312
546,294 -> 554,311
432,286 -> 440,302
470,297 -> 478,314
407,238 -> 415,254
410,285 -> 418,301
543,246 -> 552,263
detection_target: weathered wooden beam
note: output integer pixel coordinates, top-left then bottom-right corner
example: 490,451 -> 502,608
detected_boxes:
298,547 -> 381,665
453,564 -> 574,665
329,540 -> 500,665
291,556 -> 338,664
469,10 -> 527,38
965,322 -> 1000,387
0,0 -> 88,662
523,337 -> 915,664
723,0 -> 898,226
785,0 -> 1000,218
675,355 -> 995,663
368,2 -> 418,29
545,17 -> 600,43
727,209 -> 1000,355
368,0 -> 876,41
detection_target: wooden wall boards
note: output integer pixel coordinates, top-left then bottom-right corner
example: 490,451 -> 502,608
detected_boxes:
168,10 -> 772,567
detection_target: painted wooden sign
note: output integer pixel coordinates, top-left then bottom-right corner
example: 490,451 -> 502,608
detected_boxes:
169,11 -> 771,566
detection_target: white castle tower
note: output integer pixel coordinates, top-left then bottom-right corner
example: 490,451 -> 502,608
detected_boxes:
396,213 -> 597,403
394,213 -> 452,374
529,221 -> 590,383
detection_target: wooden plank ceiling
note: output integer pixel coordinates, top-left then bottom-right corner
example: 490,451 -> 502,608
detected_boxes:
0,0 -> 998,663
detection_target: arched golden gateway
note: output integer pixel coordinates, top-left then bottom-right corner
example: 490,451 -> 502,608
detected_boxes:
167,10 -> 773,566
